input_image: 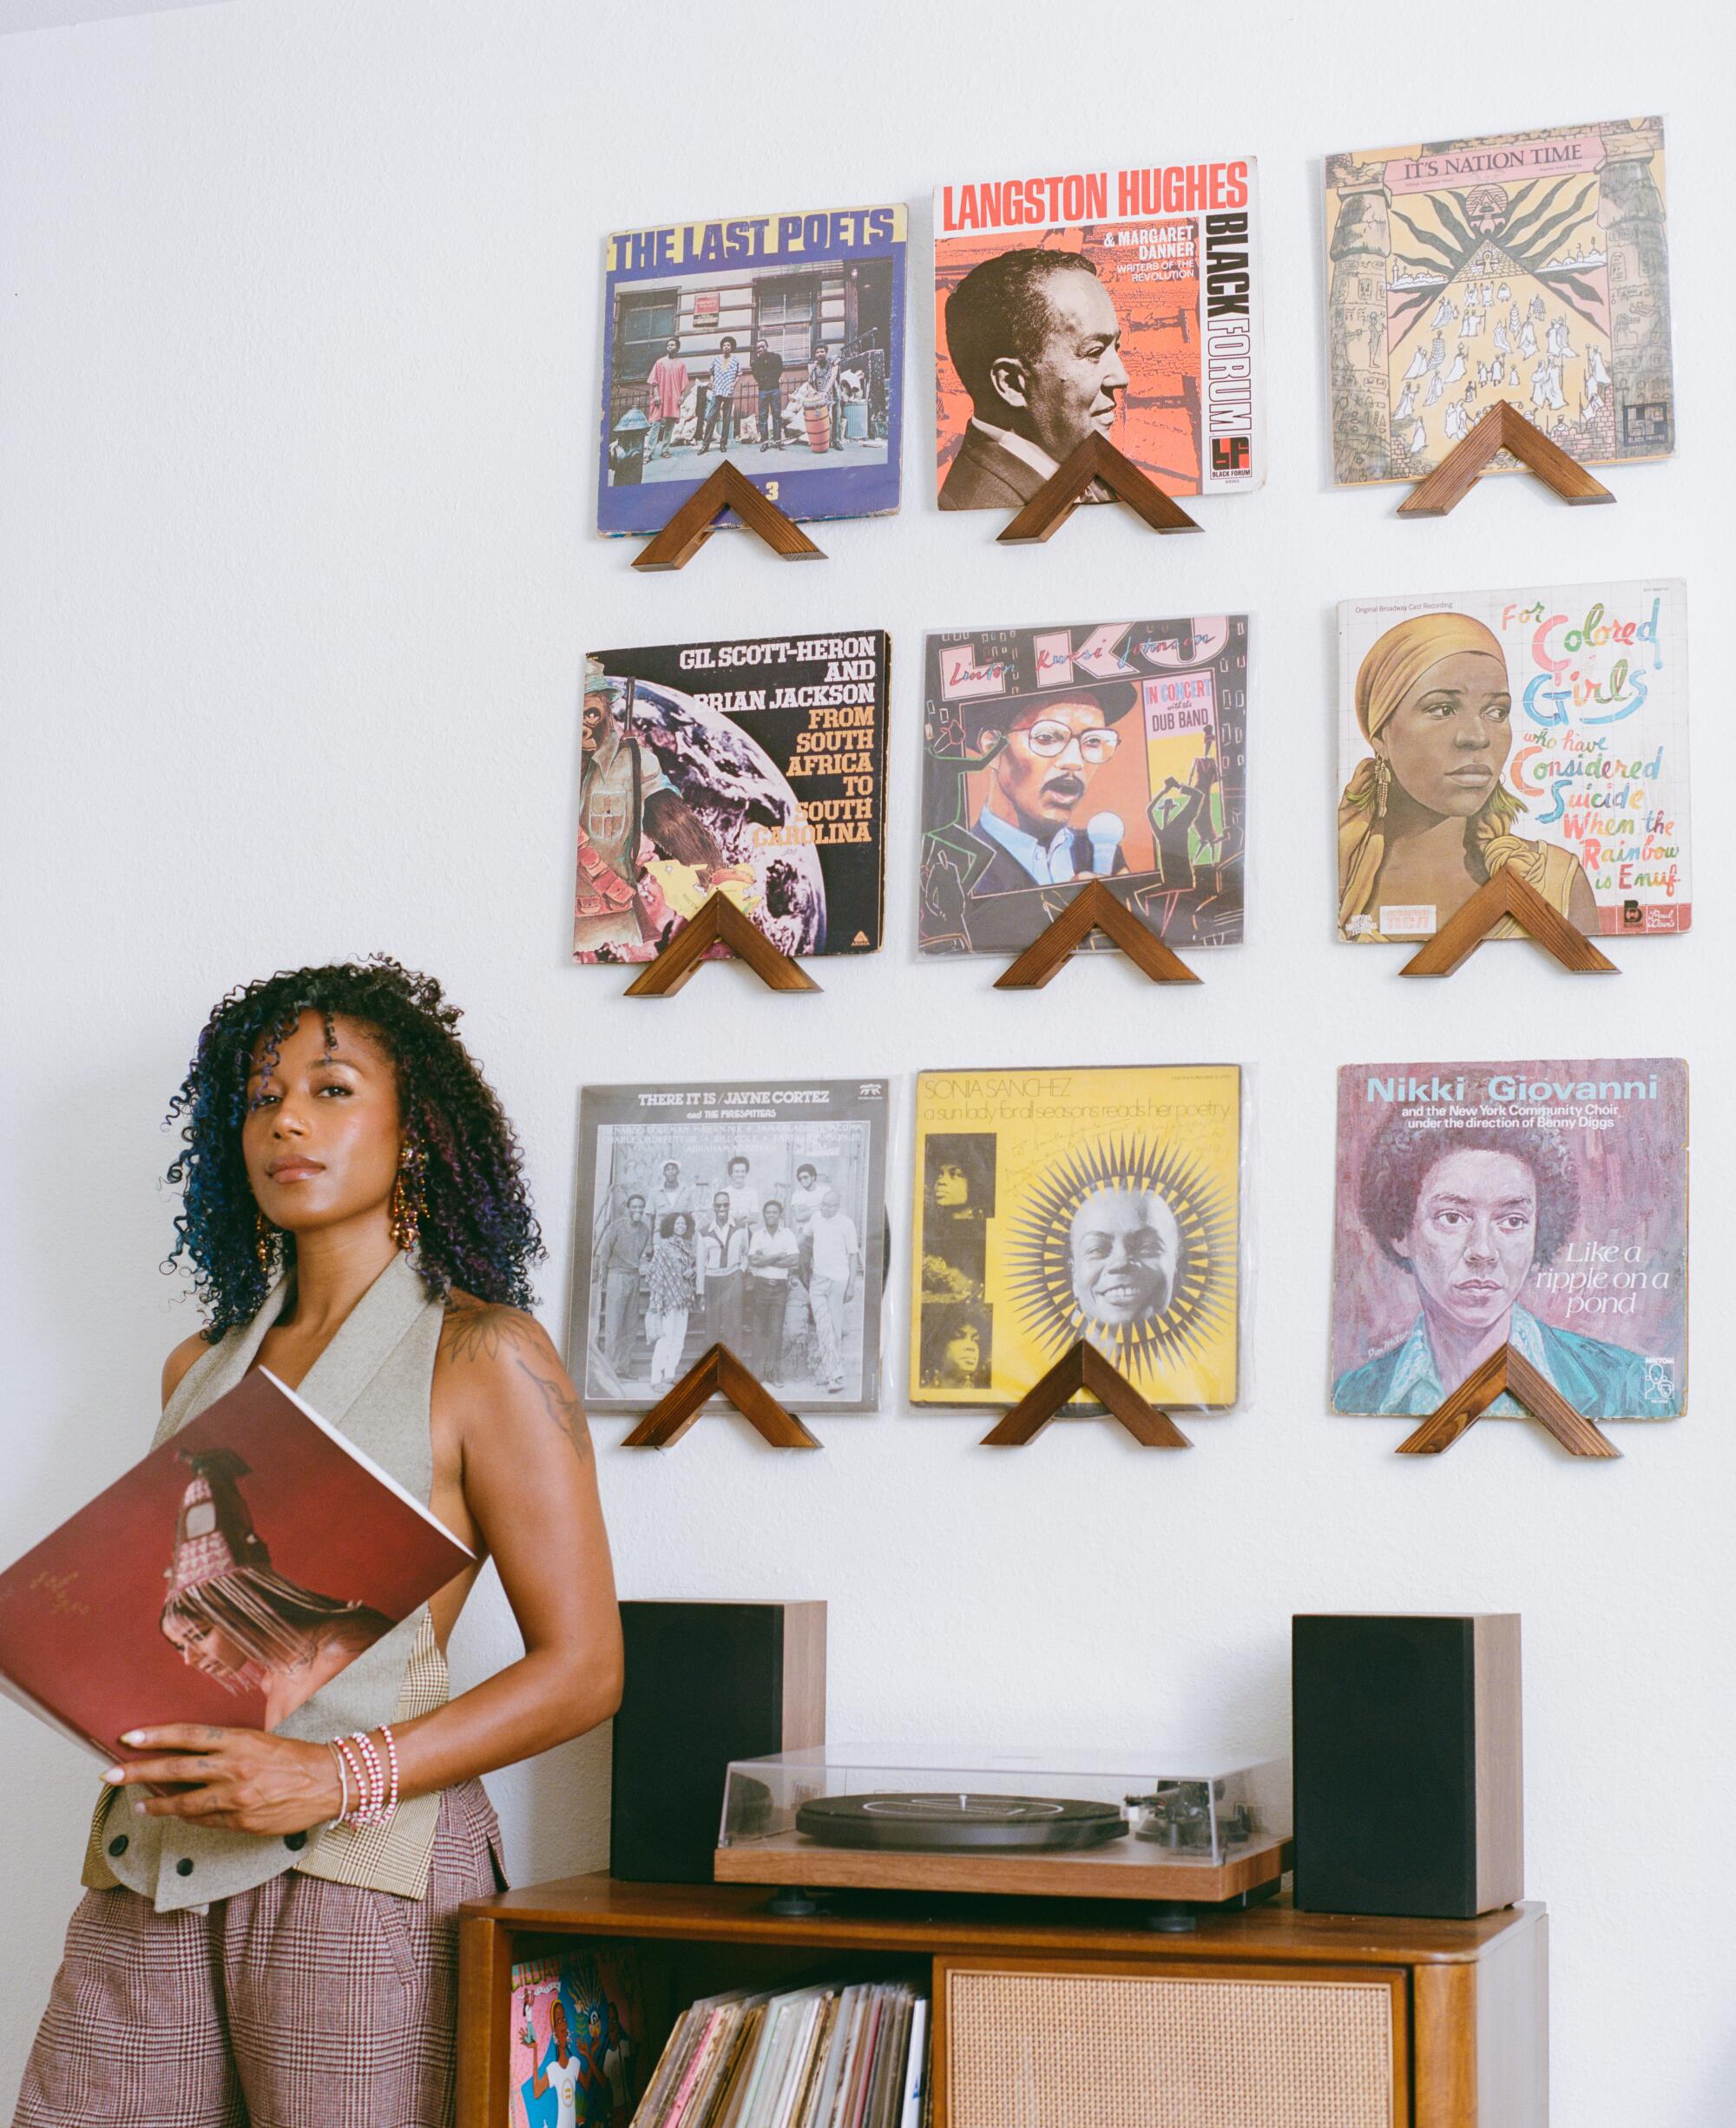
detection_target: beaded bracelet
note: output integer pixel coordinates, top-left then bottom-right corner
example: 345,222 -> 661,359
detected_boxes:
334,1736 -> 372,1824
378,1722 -> 401,1825
335,1725 -> 401,1829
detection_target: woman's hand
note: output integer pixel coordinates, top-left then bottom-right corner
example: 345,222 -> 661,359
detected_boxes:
107,1724 -> 343,1836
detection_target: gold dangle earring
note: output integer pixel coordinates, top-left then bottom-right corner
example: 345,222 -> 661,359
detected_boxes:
1374,754 -> 1391,818
255,1212 -> 277,1275
391,1144 -> 422,1253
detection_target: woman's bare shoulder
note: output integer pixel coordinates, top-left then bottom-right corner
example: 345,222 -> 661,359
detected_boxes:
161,1330 -> 213,1409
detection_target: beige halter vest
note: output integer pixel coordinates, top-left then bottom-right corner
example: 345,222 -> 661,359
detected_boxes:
82,1251 -> 452,1912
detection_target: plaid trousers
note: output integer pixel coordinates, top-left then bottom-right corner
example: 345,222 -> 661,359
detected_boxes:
14,1779 -> 504,2128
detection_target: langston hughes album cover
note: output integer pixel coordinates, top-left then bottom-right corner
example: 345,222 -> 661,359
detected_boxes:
933,157 -> 1262,509
1325,118 -> 1674,486
910,1066 -> 1240,1410
575,634 -> 889,965
0,1371 -> 473,1763
1338,581 -> 1688,943
570,1080 -> 889,1415
919,615 -> 1246,957
598,203 -> 907,537
1331,1061 -> 1687,1421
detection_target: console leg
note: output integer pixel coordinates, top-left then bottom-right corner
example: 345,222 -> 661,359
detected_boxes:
766,1886 -> 821,1916
1144,1901 -> 1199,1934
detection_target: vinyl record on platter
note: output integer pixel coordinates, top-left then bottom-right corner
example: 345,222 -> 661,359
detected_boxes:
795,1791 -> 1128,1853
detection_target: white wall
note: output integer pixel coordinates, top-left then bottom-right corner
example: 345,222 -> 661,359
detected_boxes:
2,0 -> 1733,2118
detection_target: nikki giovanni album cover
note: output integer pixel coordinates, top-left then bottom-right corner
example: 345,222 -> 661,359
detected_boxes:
569,1080 -> 889,1416
1338,581 -> 1688,943
910,1066 -> 1240,1410
1324,118 -> 1674,486
597,203 -> 907,537
933,157 -> 1261,509
918,615 -> 1246,957
575,634 -> 888,965
1331,1061 -> 1687,1421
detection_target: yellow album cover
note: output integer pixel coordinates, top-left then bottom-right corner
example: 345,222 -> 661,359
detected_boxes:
910,1065 -> 1240,1409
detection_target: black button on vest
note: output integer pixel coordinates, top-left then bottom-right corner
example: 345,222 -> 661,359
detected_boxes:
107,1835 -> 128,1857
175,1857 -> 194,1876
284,1831 -> 308,1852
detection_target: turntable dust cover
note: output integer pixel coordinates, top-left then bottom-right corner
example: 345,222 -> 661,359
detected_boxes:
910,1065 -> 1240,1409
576,633 -> 889,965
918,615 -> 1246,958
1324,118 -> 1674,486
1331,1060 -> 1687,1419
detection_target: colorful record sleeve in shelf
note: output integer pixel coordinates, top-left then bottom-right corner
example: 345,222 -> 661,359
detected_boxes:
1325,118 -> 1674,487
509,1946 -> 648,2128
1338,582 -> 1688,945
935,158 -> 1262,509
599,205 -> 906,536
919,616 -> 1246,958
911,1067 -> 1240,1411
1331,1061 -> 1687,1422
577,634 -> 889,967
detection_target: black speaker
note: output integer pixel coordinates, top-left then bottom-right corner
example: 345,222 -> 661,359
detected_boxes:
1292,1613 -> 1522,1919
609,1600 -> 825,1885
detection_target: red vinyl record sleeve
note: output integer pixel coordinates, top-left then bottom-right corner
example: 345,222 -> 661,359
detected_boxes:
0,1369 -> 472,1764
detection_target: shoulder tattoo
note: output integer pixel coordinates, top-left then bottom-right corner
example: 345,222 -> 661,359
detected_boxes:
438,1297 -> 549,1367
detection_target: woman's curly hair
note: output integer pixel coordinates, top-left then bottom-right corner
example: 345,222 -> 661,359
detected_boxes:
165,957 -> 543,1337
1358,1117 -> 1580,1271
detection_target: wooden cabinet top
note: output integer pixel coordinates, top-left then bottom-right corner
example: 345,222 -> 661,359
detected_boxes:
463,1872 -> 1543,1969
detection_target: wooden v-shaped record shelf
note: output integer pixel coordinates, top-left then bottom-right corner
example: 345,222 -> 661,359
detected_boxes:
981,1341 -> 1192,1448
995,879 -> 1200,988
1398,870 -> 1616,977
633,462 -> 825,570
996,433 -> 1201,543
621,1343 -> 820,1449
624,891 -> 819,997
1397,1343 -> 1620,1459
1397,401 -> 1615,518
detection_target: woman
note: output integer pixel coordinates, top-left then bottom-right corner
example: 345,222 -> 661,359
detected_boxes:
1332,1114 -> 1675,1418
919,1303 -> 991,1391
646,1211 -> 699,1389
16,959 -> 621,2128
1338,610 -> 1596,942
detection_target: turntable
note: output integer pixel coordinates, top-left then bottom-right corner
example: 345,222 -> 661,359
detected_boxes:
714,1746 -> 1292,1928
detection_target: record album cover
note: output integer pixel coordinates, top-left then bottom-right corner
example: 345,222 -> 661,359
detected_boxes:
570,1080 -> 888,1415
0,1371 -> 472,1765
918,615 -> 1246,956
1332,1060 -> 1687,1419
598,205 -> 906,537
934,158 -> 1262,507
1325,118 -> 1674,485
910,1066 -> 1240,1409
1338,581 -> 1688,942
509,1947 -> 646,2127
577,634 -> 889,964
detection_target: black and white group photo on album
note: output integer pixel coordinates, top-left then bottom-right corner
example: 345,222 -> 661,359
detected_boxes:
569,1081 -> 889,1414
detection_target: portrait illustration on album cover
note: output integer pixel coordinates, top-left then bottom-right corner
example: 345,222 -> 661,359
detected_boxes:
918,617 -> 1246,958
910,1066 -> 1240,1409
1338,583 -> 1687,945
575,634 -> 888,966
509,1948 -> 646,2128
1331,1061 -> 1687,1421
570,1080 -> 887,1415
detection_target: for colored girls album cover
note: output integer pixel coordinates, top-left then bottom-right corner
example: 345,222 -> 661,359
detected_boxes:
918,614 -> 1246,957
1324,118 -> 1674,485
910,1066 -> 1240,1410
1331,1061 -> 1687,1420
598,204 -> 907,536
575,634 -> 889,965
934,157 -> 1263,508
1337,581 -> 1688,944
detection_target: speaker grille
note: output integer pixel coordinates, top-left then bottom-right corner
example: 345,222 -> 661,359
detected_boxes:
946,1968 -> 1394,2128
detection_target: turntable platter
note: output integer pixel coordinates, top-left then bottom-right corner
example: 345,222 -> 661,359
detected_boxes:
795,1792 -> 1128,1853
